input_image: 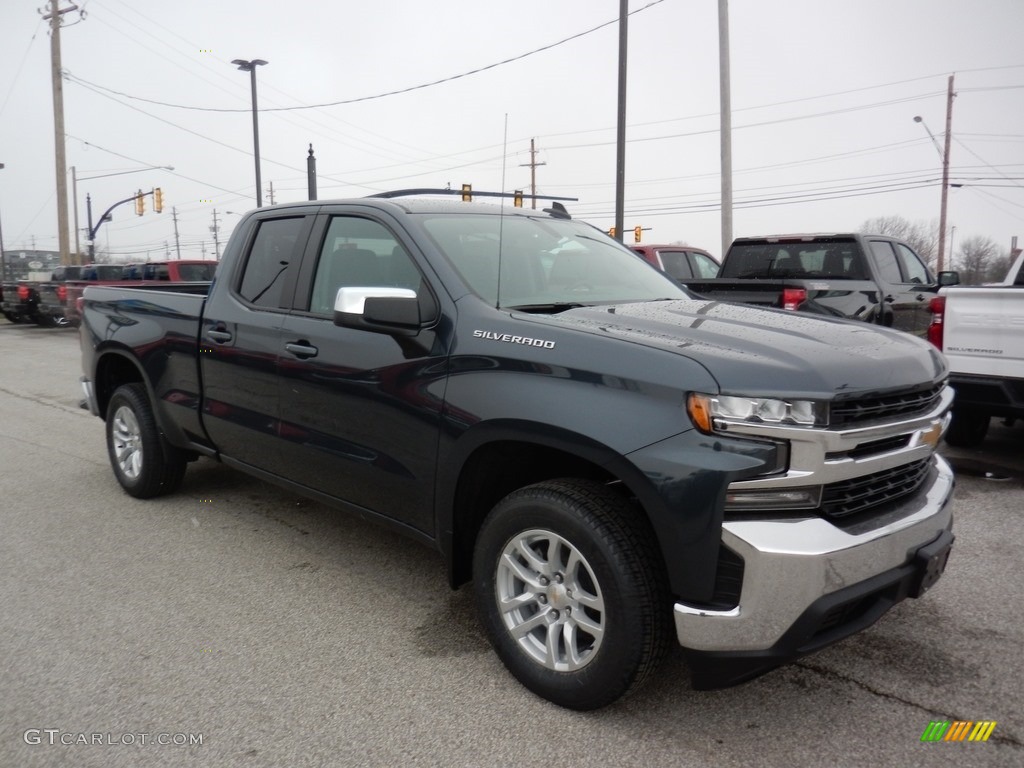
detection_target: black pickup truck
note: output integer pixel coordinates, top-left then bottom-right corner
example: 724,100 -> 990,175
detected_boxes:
80,195 -> 955,710
35,265 -> 84,327
686,233 -> 948,337
1,278 -> 43,324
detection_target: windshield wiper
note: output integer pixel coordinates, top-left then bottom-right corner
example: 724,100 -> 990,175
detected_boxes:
506,302 -> 590,314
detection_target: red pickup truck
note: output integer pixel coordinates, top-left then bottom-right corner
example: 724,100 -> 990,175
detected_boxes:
64,260 -> 216,327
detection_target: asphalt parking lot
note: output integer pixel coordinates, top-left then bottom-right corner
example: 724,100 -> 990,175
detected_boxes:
1,321 -> 1022,768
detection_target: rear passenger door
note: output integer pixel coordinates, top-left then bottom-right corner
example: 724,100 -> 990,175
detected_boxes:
866,239 -> 928,335
200,209 -> 316,470
274,210 -> 448,534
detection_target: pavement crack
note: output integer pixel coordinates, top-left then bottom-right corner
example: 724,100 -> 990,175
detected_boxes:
795,661 -> 1024,749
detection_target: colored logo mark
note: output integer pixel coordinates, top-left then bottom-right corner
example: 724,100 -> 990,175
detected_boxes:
921,721 -> 997,742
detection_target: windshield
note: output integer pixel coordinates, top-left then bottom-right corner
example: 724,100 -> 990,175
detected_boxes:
420,214 -> 686,309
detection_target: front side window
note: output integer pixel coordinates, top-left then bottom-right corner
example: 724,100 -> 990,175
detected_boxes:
237,217 -> 305,308
308,216 -> 422,314
421,214 -> 685,309
896,243 -> 931,284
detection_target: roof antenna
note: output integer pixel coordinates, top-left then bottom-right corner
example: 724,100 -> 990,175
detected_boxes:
496,113 -> 509,309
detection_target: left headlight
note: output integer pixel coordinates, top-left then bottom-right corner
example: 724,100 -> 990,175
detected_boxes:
687,392 -> 828,433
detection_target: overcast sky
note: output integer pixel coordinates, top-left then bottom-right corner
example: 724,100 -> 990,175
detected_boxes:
1,0 -> 1022,266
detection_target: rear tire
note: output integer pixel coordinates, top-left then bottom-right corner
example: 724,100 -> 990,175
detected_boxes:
105,383 -> 187,498
944,410 -> 990,448
473,478 -> 670,710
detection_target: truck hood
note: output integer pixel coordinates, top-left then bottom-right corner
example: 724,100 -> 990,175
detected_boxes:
544,299 -> 947,397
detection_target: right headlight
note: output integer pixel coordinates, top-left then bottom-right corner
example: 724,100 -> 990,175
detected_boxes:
687,392 -> 828,433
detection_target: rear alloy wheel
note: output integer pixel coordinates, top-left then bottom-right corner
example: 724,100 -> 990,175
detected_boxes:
474,479 -> 669,710
106,383 -> 187,498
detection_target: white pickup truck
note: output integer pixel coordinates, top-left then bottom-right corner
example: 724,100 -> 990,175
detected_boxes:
928,250 -> 1024,446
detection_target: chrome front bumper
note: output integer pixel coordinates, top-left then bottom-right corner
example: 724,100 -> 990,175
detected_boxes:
674,454 -> 955,653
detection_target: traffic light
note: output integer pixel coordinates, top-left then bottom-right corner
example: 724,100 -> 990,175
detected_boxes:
513,189 -> 523,208
154,187 -> 163,213
634,225 -> 643,243
608,227 -> 616,238
461,183 -> 472,202
135,190 -> 145,216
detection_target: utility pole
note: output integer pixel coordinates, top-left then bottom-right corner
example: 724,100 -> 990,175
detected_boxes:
266,181 -> 276,206
211,209 -> 221,260
718,0 -> 733,259
71,165 -> 80,263
172,207 -> 181,259
937,74 -> 955,273
307,144 -> 317,201
44,0 -> 77,267
518,139 -> 546,209
613,0 -> 628,242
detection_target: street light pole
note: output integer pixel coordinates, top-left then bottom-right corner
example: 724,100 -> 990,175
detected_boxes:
232,58 -> 268,208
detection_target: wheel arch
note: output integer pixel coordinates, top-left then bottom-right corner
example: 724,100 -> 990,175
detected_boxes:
93,346 -> 147,420
438,420 -> 666,591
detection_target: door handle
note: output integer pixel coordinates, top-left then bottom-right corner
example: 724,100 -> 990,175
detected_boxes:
284,341 -> 319,359
207,329 -> 232,343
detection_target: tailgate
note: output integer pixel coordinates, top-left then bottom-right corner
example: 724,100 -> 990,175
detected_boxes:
942,286 -> 1024,378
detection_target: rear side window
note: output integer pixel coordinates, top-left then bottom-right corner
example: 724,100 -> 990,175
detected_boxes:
869,241 -> 905,284
690,252 -> 720,279
237,217 -> 306,308
656,251 -> 693,281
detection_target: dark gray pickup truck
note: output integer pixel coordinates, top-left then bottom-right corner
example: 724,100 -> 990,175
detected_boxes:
80,194 -> 955,709
687,233 -> 947,337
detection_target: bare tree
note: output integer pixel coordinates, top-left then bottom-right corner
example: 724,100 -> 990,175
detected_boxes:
860,216 -> 938,271
984,250 -> 1015,283
954,235 -> 999,284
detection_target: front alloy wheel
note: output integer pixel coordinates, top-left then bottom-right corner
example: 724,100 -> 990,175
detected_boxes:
496,528 -> 605,672
474,479 -> 670,710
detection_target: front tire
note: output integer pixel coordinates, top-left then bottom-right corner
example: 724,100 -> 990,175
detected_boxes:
105,383 -> 187,498
473,479 -> 670,710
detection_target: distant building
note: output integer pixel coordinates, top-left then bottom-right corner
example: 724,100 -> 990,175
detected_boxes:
1,250 -> 60,280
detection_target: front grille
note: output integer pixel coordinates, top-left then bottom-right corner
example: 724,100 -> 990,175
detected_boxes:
819,458 -> 931,520
830,382 -> 945,426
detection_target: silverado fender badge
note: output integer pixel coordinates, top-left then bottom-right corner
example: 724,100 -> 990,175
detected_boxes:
473,330 -> 556,349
